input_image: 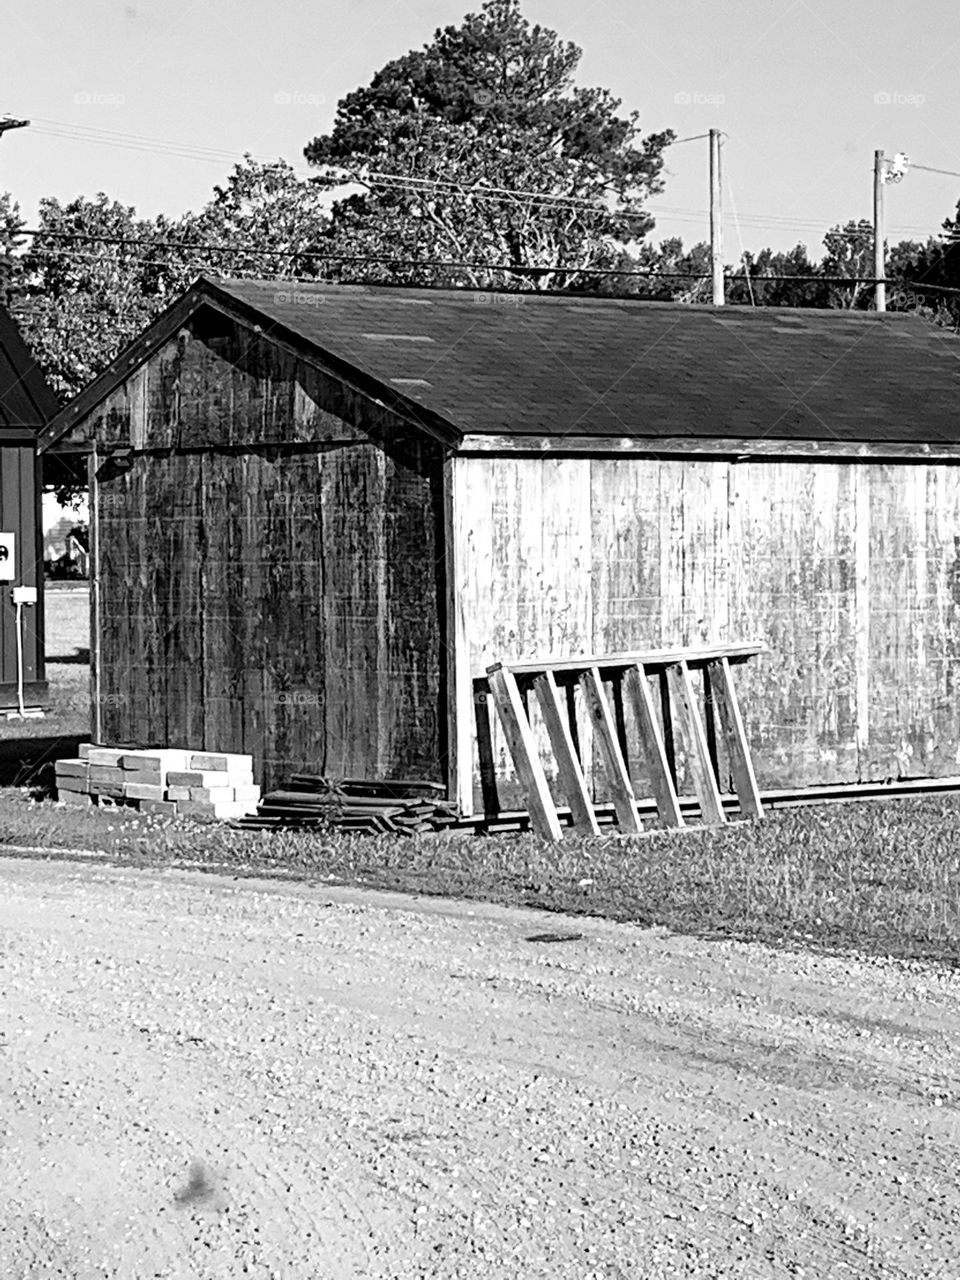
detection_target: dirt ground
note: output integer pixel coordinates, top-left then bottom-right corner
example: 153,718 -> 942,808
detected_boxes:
1,856 -> 958,1280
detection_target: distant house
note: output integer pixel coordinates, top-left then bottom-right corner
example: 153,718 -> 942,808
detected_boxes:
43,505 -> 89,578
0,303 -> 57,709
40,276 -> 960,808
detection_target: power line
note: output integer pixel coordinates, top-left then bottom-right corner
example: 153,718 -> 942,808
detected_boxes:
910,162 -> 960,180
18,238 -> 954,290
13,116 -> 956,247
360,169 -> 624,212
29,117 -> 275,168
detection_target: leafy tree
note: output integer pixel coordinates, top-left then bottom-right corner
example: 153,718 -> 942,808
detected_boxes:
14,194 -> 186,402
726,244 -> 829,308
599,238 -> 712,301
821,219 -> 876,310
182,155 -> 329,279
0,192 -> 24,306
885,207 -> 960,329
305,0 -> 674,290
11,159 -> 328,404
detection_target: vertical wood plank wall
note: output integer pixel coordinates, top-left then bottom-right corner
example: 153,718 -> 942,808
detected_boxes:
452,454 -> 960,812
89,317 -> 445,791
0,444 -> 45,704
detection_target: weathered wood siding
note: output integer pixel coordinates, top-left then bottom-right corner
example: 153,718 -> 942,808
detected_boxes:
89,314 -> 444,789
453,454 -> 960,810
0,444 -> 45,706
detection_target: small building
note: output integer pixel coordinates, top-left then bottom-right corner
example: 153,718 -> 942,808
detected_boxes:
40,276 -> 960,807
0,303 -> 57,710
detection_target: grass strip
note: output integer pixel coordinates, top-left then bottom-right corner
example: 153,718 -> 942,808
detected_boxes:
1,787 -> 959,967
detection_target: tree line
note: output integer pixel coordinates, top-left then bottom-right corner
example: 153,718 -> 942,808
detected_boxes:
1,0 -> 958,405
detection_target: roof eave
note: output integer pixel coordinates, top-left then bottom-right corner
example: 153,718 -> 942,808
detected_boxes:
198,280 -> 462,450
39,284 -> 211,454
457,431 -> 960,461
41,275 -> 463,455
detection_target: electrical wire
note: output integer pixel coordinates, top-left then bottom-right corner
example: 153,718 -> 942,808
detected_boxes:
17,118 -> 956,247
363,169 -> 618,210
18,240 -> 954,290
723,163 -> 755,306
910,162 -> 960,180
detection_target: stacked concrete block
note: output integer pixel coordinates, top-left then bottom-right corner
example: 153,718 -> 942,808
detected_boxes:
53,745 -> 260,822
54,755 -> 93,806
164,752 -> 259,820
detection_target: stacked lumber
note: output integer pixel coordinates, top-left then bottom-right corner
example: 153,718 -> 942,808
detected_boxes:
236,776 -> 460,835
54,745 -> 260,821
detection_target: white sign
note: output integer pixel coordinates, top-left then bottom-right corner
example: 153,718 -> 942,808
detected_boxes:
0,533 -> 14,580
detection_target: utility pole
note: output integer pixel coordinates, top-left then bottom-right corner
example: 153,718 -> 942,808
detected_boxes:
0,117 -> 29,142
873,148 -> 886,312
709,129 -> 724,306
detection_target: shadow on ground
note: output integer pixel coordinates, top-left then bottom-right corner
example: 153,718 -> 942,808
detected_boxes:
0,736 -> 89,789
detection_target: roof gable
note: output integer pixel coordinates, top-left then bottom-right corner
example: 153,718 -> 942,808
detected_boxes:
0,302 -> 59,438
41,275 -> 960,454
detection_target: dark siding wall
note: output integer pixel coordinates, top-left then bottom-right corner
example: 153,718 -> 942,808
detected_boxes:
0,444 -> 44,704
95,435 -> 444,789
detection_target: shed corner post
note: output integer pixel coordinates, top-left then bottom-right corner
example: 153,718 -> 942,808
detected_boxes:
32,445 -> 46,689
88,448 -> 102,745
443,452 -> 475,815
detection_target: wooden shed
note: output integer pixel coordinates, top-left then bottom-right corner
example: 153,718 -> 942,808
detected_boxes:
0,303 -> 56,710
39,276 -> 960,809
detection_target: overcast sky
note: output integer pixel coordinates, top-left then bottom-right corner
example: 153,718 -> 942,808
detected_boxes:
1,0 -> 958,257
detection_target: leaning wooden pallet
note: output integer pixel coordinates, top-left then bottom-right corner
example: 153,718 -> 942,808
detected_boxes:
484,643 -> 765,842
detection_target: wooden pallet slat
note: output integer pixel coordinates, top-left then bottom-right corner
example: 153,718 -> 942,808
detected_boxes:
473,677 -> 501,817
706,656 -> 764,819
578,667 -> 644,834
482,643 -> 763,840
533,670 -> 601,836
665,659 -> 727,825
623,665 -> 685,828
501,642 -> 763,676
487,666 -> 563,842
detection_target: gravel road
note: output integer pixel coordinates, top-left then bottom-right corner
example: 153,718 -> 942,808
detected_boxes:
1,854 -> 958,1279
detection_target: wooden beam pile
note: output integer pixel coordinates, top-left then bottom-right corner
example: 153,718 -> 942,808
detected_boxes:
54,745 -> 261,821
235,776 -> 459,835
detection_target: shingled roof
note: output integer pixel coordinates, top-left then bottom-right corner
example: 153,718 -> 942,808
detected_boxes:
41,275 -> 960,451
0,303 -> 58,439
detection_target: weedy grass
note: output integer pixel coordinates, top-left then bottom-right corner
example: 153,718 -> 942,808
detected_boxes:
0,585 -> 90,754
5,600 -> 960,965
2,786 -> 959,967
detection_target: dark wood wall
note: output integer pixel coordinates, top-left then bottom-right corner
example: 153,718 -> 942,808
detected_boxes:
89,313 -> 445,789
0,443 -> 45,707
